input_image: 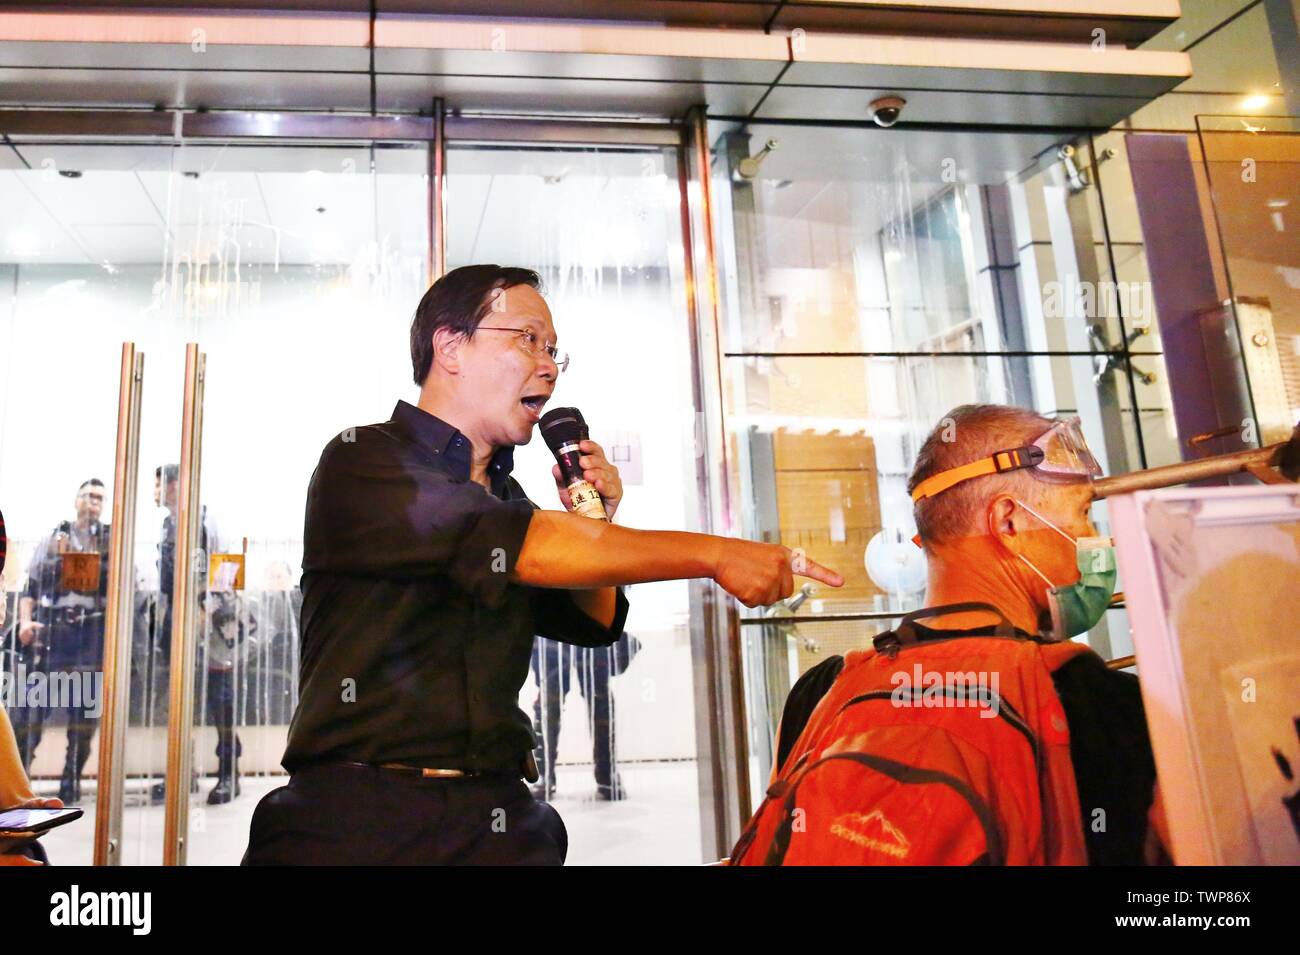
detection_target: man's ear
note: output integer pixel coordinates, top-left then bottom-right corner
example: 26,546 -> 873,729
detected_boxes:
431,326 -> 462,376
987,495 -> 1021,555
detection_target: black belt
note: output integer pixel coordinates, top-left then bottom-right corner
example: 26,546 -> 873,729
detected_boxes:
328,751 -> 539,783
49,607 -> 104,626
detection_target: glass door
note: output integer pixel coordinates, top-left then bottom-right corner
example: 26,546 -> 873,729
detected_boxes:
5,114 -> 723,865
0,133 -> 428,864
445,137 -> 708,864
157,138 -> 428,864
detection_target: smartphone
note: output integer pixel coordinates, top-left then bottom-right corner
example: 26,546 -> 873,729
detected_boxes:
0,807 -> 84,834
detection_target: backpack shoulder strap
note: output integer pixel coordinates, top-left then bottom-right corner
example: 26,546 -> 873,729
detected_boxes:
1038,640 -> 1094,673
873,601 -> 1022,657
774,653 -> 845,776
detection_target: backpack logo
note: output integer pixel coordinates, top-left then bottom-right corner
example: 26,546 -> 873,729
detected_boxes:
829,810 -> 911,859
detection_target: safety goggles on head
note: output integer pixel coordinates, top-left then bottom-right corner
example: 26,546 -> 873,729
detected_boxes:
910,416 -> 1102,503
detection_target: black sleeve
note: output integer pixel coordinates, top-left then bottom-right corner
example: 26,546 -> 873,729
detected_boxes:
1051,654 -> 1158,866
775,654 -> 845,775
532,586 -> 630,648
304,432 -> 535,610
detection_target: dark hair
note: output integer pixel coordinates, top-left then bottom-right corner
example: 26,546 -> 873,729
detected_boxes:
409,264 -> 542,386
78,478 -> 105,493
155,464 -> 179,484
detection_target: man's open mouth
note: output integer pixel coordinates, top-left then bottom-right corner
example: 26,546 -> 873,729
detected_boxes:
521,394 -> 549,420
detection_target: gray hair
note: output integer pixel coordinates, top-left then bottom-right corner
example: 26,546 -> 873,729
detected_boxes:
907,404 -> 1056,546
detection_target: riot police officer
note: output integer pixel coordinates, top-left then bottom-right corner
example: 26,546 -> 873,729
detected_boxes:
147,463 -> 218,804
13,479 -> 110,805
201,591 -> 255,804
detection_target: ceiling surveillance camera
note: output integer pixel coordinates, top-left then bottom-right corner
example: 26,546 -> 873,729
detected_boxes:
868,96 -> 907,128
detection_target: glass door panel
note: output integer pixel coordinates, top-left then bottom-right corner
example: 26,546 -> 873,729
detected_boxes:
446,142 -> 704,864
1,137 -> 428,864
161,141 -> 428,864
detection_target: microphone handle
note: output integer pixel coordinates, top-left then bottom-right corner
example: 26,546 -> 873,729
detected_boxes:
554,440 -> 608,522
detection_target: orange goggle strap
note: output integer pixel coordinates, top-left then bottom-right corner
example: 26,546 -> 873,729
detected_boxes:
910,445 -> 1045,502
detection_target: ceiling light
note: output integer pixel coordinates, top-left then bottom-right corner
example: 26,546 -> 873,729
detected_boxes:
1240,94 -> 1271,111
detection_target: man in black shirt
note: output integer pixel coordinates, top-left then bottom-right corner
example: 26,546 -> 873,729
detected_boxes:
242,264 -> 842,865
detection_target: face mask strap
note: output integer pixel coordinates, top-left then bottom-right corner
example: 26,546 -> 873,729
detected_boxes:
1015,551 -> 1056,590
1004,499 -> 1071,592
1013,498 -> 1076,545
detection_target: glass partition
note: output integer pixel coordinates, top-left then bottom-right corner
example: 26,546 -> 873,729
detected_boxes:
709,122 -> 1166,802
1196,115 -> 1300,448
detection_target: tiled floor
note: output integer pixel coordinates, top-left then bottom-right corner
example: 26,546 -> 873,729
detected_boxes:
29,760 -> 706,866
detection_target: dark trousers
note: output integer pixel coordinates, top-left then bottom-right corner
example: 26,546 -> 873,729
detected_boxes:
11,702 -> 99,788
204,667 -> 242,777
531,640 -> 616,791
242,763 -> 568,865
10,646 -> 102,799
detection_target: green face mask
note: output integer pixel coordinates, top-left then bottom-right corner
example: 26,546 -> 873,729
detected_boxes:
1012,499 -> 1118,640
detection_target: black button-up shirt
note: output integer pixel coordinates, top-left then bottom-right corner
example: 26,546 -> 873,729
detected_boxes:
283,400 -> 629,775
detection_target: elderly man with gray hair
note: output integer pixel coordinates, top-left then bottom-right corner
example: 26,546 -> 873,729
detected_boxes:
766,403 -> 1169,865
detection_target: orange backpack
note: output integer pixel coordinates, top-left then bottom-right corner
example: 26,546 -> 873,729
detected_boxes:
731,604 -> 1092,866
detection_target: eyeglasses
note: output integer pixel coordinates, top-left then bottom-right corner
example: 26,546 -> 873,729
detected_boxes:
477,326 -> 570,374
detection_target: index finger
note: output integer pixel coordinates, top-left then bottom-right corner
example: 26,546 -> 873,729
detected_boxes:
797,558 -> 843,588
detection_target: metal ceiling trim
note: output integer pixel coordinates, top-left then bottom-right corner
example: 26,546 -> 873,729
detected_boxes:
0,107 -> 686,144
0,107 -> 175,137
181,110 -> 433,140
4,2 -> 1184,45
444,115 -> 682,145
787,31 -> 1192,84
0,10 -> 1191,87
773,1 -> 1181,45
0,108 -> 436,140
0,10 -> 369,47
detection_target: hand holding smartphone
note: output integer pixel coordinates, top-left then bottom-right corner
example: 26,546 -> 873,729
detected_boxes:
0,806 -> 84,857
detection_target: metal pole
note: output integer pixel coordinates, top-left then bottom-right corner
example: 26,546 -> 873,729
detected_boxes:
1091,442 -> 1287,498
682,105 -> 751,856
163,343 -> 206,866
93,343 -> 144,866
429,96 -> 447,283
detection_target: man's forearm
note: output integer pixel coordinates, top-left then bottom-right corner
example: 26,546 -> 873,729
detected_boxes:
17,596 -> 32,626
512,511 -> 720,590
